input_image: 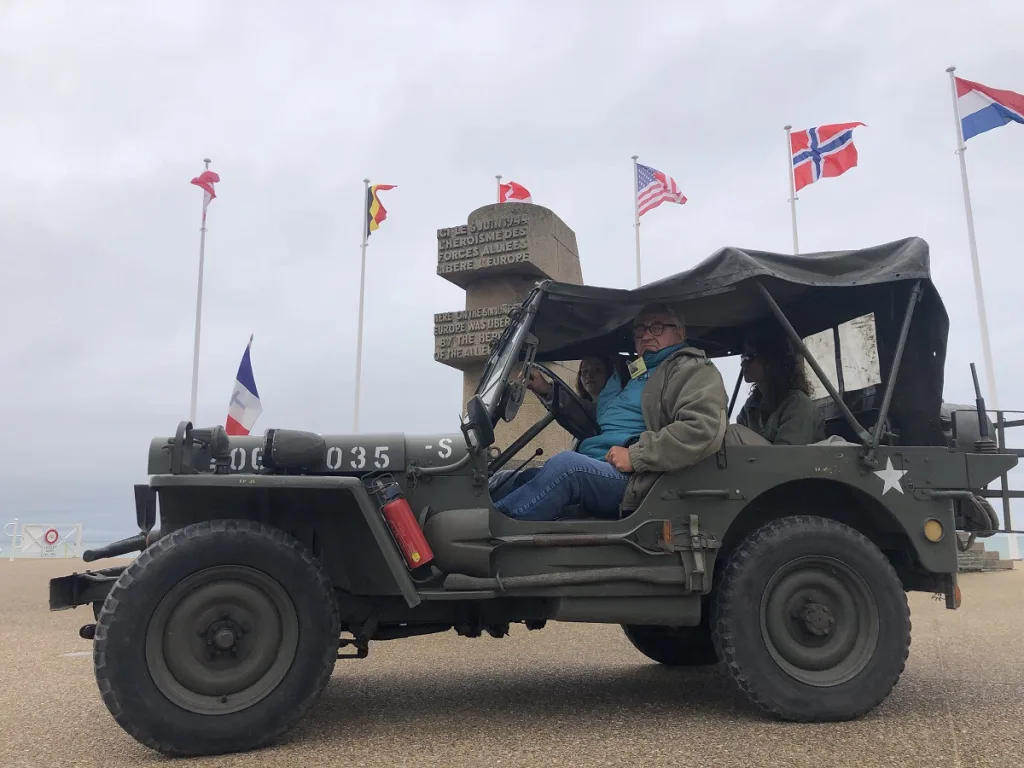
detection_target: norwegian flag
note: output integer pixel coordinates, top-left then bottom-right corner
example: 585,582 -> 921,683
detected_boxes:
636,163 -> 687,216
499,180 -> 532,203
225,335 -> 262,436
790,123 -> 865,192
190,168 -> 220,221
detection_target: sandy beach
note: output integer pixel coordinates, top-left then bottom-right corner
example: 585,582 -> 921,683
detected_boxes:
1,557 -> 1022,768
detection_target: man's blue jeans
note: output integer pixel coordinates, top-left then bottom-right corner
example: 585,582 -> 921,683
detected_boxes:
489,451 -> 628,521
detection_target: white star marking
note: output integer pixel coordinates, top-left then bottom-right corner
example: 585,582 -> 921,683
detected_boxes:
873,457 -> 908,495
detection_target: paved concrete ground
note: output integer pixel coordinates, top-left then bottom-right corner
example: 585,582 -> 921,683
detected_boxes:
1,558 -> 1022,768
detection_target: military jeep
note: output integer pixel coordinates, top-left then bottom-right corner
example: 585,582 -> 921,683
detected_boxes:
49,236 -> 1016,757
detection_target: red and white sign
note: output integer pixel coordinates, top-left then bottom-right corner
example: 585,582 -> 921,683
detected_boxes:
17,523 -> 83,558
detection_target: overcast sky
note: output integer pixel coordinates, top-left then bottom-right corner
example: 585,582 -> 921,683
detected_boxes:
2,1 -> 1023,540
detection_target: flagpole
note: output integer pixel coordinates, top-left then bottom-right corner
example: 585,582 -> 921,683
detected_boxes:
496,174 -> 502,203
783,126 -> 800,255
189,157 -> 212,425
353,178 -> 370,433
632,154 -> 641,287
946,66 -> 998,411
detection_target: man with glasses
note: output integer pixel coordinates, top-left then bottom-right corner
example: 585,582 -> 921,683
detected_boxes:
491,303 -> 729,521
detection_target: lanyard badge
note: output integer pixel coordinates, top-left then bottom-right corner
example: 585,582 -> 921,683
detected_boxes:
628,357 -> 648,380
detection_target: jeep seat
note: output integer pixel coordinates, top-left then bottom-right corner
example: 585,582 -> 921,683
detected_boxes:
818,385 -> 885,443
422,508 -> 492,577
422,504 -> 615,577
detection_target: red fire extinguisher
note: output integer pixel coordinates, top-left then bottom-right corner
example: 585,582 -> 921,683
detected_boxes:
369,476 -> 435,571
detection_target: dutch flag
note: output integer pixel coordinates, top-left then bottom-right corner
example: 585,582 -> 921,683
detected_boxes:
225,335 -> 263,436
955,76 -> 1024,141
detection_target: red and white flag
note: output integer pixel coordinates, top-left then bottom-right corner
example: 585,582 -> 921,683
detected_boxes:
499,180 -> 532,203
191,169 -> 221,222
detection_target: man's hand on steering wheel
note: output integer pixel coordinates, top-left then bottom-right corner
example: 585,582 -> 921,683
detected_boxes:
527,362 -> 600,440
525,366 -> 553,398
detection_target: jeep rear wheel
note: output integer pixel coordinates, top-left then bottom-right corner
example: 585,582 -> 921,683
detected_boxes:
622,623 -> 718,666
711,515 -> 910,722
93,520 -> 340,757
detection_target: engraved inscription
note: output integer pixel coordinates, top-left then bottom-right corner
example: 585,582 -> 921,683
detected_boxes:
436,214 -> 531,275
433,303 -> 516,363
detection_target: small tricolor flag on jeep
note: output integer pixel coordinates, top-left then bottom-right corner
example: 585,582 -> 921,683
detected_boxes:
225,335 -> 263,436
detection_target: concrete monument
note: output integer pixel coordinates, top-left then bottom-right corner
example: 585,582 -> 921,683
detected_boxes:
434,202 -> 584,463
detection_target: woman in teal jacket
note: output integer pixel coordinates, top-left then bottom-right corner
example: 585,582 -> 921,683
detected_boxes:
489,352 -> 628,500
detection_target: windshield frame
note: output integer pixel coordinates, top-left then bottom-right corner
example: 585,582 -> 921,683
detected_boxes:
472,288 -> 543,422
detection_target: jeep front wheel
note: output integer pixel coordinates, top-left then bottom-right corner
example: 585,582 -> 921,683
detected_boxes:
93,520 -> 340,757
711,515 -> 910,722
622,623 -> 718,666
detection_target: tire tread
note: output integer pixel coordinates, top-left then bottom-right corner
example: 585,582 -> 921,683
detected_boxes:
710,514 -> 911,722
93,519 -> 340,756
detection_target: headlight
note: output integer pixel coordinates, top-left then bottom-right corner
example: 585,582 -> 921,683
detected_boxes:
263,428 -> 327,471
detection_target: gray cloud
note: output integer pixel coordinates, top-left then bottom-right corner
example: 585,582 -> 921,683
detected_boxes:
2,0 -> 1023,539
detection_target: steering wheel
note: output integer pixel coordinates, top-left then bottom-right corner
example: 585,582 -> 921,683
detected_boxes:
528,362 -> 601,441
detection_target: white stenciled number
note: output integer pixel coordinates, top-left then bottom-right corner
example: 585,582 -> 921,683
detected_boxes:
251,446 -> 264,471
325,447 -> 343,470
230,447 -> 246,471
350,446 -> 366,469
374,446 -> 390,468
438,438 -> 453,459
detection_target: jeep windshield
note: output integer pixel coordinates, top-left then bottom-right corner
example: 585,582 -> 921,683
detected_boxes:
473,288 -> 543,421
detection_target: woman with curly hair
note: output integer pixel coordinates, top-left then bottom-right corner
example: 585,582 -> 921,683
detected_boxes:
736,331 -> 826,445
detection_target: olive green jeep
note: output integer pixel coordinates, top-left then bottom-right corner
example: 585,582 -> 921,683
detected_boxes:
49,237 -> 1016,757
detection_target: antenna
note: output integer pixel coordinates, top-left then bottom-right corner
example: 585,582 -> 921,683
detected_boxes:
970,362 -> 998,453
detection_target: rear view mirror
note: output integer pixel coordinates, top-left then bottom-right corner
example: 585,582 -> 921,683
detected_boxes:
462,395 -> 495,453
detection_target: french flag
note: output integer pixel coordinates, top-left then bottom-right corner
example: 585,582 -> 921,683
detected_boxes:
225,335 -> 263,436
955,76 -> 1024,141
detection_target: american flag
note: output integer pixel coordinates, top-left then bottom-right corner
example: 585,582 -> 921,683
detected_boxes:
636,163 -> 687,216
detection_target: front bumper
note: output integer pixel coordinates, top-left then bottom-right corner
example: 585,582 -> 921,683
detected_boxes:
49,566 -> 126,611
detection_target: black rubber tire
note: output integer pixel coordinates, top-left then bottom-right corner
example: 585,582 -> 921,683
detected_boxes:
710,515 -> 911,722
622,623 -> 719,666
93,520 -> 340,757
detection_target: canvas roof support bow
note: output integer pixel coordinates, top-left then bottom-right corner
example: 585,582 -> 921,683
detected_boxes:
754,280 -> 876,448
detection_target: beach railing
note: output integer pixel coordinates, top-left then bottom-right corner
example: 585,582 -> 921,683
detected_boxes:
3,520 -> 84,560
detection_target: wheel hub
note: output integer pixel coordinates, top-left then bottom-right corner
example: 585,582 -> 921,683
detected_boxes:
145,565 -> 299,716
798,602 -> 835,637
759,555 -> 880,688
204,614 -> 248,656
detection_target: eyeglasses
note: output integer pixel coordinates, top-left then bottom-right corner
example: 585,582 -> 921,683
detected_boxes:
632,322 -> 677,339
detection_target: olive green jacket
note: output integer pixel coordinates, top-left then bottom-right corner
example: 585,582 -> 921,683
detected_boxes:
736,388 -> 825,445
620,347 -> 729,512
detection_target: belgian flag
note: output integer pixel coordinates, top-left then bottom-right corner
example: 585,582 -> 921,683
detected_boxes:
366,183 -> 396,238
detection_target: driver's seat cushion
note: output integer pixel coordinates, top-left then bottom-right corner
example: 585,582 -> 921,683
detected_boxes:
422,508 -> 492,577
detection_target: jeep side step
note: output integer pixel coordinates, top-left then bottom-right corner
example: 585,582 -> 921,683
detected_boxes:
443,565 -> 688,592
